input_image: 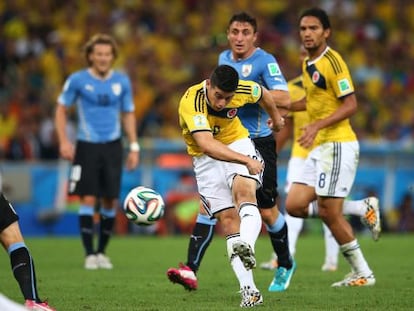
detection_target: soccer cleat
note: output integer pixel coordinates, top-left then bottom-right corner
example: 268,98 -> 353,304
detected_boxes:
233,241 -> 256,270
167,263 -> 198,291
361,197 -> 381,241
268,260 -> 296,292
96,253 -> 113,269
25,300 -> 56,311
84,254 -> 98,270
239,286 -> 263,308
321,262 -> 338,272
331,272 -> 376,287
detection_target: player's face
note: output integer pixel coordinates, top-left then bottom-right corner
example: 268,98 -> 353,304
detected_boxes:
299,16 -> 330,57
206,82 -> 235,111
227,21 -> 257,59
89,43 -> 114,77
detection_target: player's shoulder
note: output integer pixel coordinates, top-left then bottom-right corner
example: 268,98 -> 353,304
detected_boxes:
68,68 -> 88,80
252,47 -> 276,62
182,81 -> 205,101
218,49 -> 232,62
236,80 -> 262,99
322,47 -> 348,72
111,70 -> 131,82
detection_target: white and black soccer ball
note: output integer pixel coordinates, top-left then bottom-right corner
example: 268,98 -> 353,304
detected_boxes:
123,186 -> 165,226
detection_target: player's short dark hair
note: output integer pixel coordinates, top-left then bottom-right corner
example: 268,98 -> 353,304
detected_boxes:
299,7 -> 331,30
84,33 -> 118,66
210,65 -> 239,93
228,12 -> 257,33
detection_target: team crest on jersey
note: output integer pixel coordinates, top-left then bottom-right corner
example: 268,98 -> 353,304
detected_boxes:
112,83 -> 121,95
312,71 -> 320,83
193,114 -> 207,127
241,64 -> 252,77
85,84 -> 94,92
338,78 -> 351,93
227,108 -> 238,118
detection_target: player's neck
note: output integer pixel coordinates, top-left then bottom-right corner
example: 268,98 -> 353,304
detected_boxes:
89,68 -> 112,80
232,47 -> 257,61
307,44 -> 328,60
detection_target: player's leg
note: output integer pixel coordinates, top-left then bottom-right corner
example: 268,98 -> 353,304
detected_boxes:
307,197 -> 381,241
96,139 -> 123,269
316,142 -> 375,287
231,174 -> 263,307
69,141 -> 100,269
285,213 -> 304,257
167,154 -> 223,290
185,206 -> 217,273
343,198 -> 381,240
284,156 -> 307,258
0,193 -> 55,310
321,222 -> 339,271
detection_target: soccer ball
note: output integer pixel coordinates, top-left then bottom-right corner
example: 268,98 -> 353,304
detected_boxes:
123,186 -> 165,226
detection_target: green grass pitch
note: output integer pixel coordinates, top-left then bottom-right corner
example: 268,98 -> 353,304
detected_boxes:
0,232 -> 413,310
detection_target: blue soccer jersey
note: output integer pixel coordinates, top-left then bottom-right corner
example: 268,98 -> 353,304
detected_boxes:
57,69 -> 134,143
219,48 -> 288,138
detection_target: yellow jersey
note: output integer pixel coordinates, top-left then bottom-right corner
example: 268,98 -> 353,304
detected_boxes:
287,76 -> 309,159
179,79 -> 263,156
302,47 -> 357,145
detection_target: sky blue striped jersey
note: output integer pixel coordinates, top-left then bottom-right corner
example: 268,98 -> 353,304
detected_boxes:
57,69 -> 134,143
218,48 -> 288,138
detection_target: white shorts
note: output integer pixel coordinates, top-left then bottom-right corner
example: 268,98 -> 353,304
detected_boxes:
293,141 -> 359,198
193,138 -> 262,217
285,157 -> 306,194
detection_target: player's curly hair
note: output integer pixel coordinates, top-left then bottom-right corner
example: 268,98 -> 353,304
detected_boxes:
210,65 -> 239,93
83,33 -> 118,66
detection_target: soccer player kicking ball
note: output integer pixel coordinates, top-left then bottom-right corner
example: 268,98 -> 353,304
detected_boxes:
167,65 -> 285,307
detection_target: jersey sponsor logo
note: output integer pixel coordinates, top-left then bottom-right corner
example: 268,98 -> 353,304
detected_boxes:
193,114 -> 207,127
338,78 -> 351,93
241,64 -> 252,77
312,71 -> 320,83
112,83 -> 121,96
267,63 -> 281,76
227,108 -> 238,118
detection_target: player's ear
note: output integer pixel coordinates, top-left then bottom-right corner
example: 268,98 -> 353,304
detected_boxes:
324,28 -> 331,39
253,31 -> 258,43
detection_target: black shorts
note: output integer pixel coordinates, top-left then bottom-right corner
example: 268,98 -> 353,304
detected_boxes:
69,139 -> 123,198
253,134 -> 278,209
0,193 -> 19,232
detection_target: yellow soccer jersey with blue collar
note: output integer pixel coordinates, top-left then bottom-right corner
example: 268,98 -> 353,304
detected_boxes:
287,75 -> 309,159
302,47 -> 357,145
179,79 -> 263,156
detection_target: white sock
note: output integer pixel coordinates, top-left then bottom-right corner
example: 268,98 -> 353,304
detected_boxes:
238,202 -> 261,250
343,199 -> 366,217
285,213 -> 304,256
307,201 -> 319,217
322,223 -> 339,266
227,235 -> 257,290
340,239 -> 373,276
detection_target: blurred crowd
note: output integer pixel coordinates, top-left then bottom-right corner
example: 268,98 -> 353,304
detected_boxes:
1,0 -> 414,161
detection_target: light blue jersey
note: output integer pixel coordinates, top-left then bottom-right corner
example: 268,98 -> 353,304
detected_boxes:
219,48 -> 288,138
57,69 -> 134,143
